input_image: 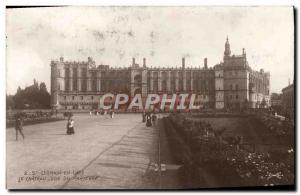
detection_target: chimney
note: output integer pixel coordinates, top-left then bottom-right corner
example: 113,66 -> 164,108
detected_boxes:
143,58 -> 146,67
182,57 -> 185,69
204,58 -> 208,69
132,58 -> 135,66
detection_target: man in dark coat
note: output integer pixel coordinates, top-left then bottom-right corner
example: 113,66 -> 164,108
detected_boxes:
15,117 -> 25,140
142,111 -> 146,122
146,113 -> 152,127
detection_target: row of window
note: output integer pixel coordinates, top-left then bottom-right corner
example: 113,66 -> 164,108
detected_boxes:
227,70 -> 242,76
229,94 -> 240,100
229,84 -> 239,90
64,79 -> 96,92
65,106 -> 85,110
63,96 -> 94,100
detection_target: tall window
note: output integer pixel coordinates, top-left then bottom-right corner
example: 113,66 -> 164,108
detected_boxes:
81,68 -> 87,92
171,72 -> 176,92
193,72 -> 198,91
91,72 -> 97,91
186,72 -> 191,91
161,72 -> 167,92
73,80 -> 77,91
153,72 -> 158,92
65,68 -> 70,91
171,80 -> 176,92
92,80 -> 97,91
162,80 -> 167,92
73,68 -> 78,91
65,68 -> 70,78
147,72 -> 151,92
73,68 -> 77,77
101,72 -> 106,92
179,72 -> 183,91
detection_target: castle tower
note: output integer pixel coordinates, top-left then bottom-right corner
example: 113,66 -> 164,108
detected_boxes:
50,60 -> 60,109
50,57 -> 65,110
143,58 -> 146,68
224,36 -> 231,60
204,58 -> 208,69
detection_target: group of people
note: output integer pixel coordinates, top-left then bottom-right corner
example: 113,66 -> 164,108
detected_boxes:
66,117 -> 75,135
89,110 -> 115,118
142,112 -> 158,127
14,109 -> 158,140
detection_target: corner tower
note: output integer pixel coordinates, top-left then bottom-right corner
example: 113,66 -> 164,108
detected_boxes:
224,36 -> 231,60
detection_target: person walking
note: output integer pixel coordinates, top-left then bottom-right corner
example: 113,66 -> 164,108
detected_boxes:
146,113 -> 152,127
142,111 -> 146,123
66,118 -> 71,135
110,110 -> 115,118
15,116 -> 25,141
152,113 -> 157,126
69,118 -> 75,135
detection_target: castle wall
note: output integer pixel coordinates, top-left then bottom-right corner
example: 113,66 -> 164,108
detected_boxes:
50,39 -> 270,111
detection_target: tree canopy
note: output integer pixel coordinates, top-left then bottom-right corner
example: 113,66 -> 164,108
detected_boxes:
7,79 -> 51,109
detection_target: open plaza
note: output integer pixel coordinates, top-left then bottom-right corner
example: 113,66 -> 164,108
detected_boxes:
6,111 -> 294,189
7,113 -> 161,189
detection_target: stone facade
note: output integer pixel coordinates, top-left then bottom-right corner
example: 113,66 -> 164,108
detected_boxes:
281,83 -> 294,120
50,38 -> 270,110
213,38 -> 270,110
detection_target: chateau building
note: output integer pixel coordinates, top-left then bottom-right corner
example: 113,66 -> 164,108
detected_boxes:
282,82 -> 294,120
215,37 -> 271,110
50,38 -> 270,111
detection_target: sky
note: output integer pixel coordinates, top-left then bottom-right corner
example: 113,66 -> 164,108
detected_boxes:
6,6 -> 294,94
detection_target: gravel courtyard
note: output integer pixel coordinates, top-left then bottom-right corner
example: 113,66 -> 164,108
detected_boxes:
6,113 -> 159,189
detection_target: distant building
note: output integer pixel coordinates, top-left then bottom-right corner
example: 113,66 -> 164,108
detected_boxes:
214,37 -> 270,110
271,93 -> 282,107
282,82 -> 294,120
50,37 -> 270,111
270,93 -> 282,114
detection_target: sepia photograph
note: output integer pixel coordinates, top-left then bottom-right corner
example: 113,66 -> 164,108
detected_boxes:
5,6 -> 295,190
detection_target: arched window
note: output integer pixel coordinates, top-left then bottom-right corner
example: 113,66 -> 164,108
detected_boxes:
153,72 -> 159,92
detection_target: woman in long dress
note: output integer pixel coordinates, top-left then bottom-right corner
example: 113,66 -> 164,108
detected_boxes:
69,119 -> 75,134
66,118 -> 75,135
66,118 -> 71,135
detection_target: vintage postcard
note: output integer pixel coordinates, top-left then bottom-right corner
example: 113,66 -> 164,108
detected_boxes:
6,6 -> 295,189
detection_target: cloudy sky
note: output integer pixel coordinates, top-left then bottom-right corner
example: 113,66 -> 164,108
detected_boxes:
6,6 -> 294,94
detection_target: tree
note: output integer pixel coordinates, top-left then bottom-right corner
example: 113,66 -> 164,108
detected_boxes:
261,98 -> 267,108
6,95 -> 15,109
13,86 -> 24,109
10,79 -> 51,109
39,82 -> 51,108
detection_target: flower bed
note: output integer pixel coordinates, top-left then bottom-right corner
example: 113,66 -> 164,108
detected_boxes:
163,114 -> 294,187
